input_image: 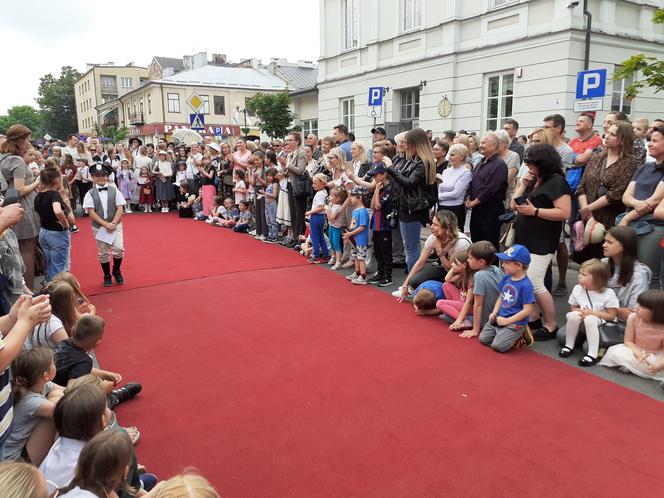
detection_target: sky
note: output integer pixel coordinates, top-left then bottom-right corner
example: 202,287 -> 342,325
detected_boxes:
0,0 -> 320,115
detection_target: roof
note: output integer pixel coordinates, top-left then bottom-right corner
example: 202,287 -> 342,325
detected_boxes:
154,57 -> 185,72
157,65 -> 287,90
273,65 -> 318,91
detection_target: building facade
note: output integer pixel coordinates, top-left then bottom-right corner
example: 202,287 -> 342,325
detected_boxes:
317,0 -> 664,142
75,64 -> 148,134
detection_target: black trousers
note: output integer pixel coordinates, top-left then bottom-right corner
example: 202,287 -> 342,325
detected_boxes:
440,203 -> 466,232
372,230 -> 393,278
470,200 -> 504,250
287,183 -> 307,238
410,264 -> 447,290
254,196 -> 267,237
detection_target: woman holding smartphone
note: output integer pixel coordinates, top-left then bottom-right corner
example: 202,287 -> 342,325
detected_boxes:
511,143 -> 571,341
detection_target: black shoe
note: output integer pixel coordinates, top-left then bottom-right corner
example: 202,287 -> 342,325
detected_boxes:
392,261 -> 407,268
70,226 -> 79,233
110,382 -> 142,405
103,275 -> 112,287
367,274 -> 383,284
107,393 -> 120,410
533,326 -> 559,341
378,278 -> 393,287
112,271 -> 124,285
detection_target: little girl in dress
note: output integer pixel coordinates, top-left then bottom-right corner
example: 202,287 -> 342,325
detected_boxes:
117,160 -> 133,213
601,290 -> 664,381
436,250 -> 475,331
137,166 -> 155,213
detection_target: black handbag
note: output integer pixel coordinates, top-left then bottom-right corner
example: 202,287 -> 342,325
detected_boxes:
292,171 -> 312,199
585,289 -> 625,355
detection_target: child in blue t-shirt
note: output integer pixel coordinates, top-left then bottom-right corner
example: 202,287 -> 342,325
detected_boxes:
343,186 -> 370,285
479,244 -> 536,352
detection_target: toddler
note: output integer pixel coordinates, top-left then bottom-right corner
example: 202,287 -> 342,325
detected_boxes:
137,166 -> 154,213
559,259 -> 619,366
343,186 -> 370,285
305,173 -> 330,263
116,160 -> 133,213
326,186 -> 349,270
263,167 -> 280,242
232,168 -> 247,206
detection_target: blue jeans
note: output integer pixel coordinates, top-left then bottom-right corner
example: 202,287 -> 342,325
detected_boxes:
265,201 -> 278,238
310,213 -> 328,258
39,228 -> 71,282
399,220 -> 422,272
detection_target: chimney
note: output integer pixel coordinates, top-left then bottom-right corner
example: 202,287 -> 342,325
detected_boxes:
192,51 -> 208,69
211,53 -> 227,65
183,55 -> 193,70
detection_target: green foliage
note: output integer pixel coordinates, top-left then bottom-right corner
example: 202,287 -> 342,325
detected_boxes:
0,106 -> 44,137
96,124 -> 129,144
613,8 -> 664,99
245,91 -> 294,139
37,66 -> 81,140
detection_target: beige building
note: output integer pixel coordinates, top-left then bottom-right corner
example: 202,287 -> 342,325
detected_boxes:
74,63 -> 148,134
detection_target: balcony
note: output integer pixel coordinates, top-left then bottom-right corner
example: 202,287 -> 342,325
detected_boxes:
128,112 -> 145,126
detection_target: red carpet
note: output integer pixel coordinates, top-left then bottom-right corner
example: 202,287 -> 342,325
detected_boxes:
72,215 -> 664,497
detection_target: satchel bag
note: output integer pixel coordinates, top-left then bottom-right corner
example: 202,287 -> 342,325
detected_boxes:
585,289 -> 625,357
499,221 -> 516,248
292,171 -> 313,199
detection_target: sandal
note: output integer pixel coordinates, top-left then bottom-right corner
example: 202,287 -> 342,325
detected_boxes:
578,355 -> 599,367
532,326 -> 559,341
558,346 -> 574,358
124,426 -> 141,445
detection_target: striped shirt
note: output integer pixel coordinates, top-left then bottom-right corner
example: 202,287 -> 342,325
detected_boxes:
0,333 -> 13,447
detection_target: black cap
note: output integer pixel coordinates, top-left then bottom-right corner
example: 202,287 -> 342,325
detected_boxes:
371,127 -> 386,135
89,163 -> 112,176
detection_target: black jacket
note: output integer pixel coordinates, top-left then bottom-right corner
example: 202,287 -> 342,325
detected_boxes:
387,158 -> 435,222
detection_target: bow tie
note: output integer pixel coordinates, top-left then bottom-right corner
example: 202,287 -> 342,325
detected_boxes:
97,187 -> 108,191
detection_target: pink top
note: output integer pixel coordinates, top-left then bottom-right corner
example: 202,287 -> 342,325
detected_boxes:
233,150 -> 251,169
628,313 -> 664,353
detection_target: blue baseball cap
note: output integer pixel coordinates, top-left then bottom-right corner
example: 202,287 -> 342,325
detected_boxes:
367,162 -> 387,176
496,244 -> 531,265
350,185 -> 367,196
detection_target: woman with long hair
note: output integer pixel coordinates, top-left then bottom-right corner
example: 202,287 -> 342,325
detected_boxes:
386,128 -> 437,273
0,124 -> 42,290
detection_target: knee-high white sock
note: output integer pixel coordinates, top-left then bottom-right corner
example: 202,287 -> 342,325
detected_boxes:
584,316 -> 601,357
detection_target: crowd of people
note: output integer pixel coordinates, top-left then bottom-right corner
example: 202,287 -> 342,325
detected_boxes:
0,108 -> 663,495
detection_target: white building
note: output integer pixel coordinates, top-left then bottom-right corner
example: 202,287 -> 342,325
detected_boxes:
317,0 -> 664,142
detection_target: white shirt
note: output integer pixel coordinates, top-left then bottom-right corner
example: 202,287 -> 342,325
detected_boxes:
437,166 -> 472,205
39,436 -> 86,487
82,183 -> 127,218
24,314 -> 65,351
58,487 -> 98,498
186,153 -> 203,179
568,285 -> 619,322
311,189 -> 327,210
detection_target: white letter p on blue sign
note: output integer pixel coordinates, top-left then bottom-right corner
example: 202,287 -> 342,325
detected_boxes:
368,87 -> 384,106
576,69 -> 607,99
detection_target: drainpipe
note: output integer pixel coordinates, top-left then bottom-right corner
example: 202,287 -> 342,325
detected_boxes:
583,0 -> 592,70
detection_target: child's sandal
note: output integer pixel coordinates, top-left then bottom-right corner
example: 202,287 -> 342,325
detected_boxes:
578,354 -> 599,367
558,346 -> 574,358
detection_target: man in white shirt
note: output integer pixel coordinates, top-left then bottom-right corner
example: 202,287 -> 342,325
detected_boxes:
60,134 -> 79,162
185,143 -> 203,180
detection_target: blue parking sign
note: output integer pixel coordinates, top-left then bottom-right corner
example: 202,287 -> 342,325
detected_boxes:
368,87 -> 384,106
576,69 -> 607,99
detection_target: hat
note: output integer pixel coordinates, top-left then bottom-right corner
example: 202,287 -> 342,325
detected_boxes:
495,244 -> 531,265
207,143 -> 220,153
351,185 -> 367,196
583,218 -> 606,246
158,150 -> 168,156
89,163 -> 111,176
128,138 -> 142,146
367,162 -> 387,176
371,126 -> 386,135
175,159 -> 187,167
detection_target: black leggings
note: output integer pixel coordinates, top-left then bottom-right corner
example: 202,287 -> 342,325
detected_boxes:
287,183 -> 307,238
409,264 -> 447,290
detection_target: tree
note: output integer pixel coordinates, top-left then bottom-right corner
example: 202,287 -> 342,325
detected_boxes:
37,66 -> 81,140
613,8 -> 664,100
245,91 -> 294,139
0,106 -> 44,137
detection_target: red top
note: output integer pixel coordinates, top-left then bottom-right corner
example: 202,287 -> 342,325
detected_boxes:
568,134 -> 603,155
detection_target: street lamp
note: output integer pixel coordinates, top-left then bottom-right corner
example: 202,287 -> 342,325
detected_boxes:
234,103 -> 249,137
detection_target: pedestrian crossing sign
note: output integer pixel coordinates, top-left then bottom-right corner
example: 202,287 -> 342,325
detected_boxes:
190,113 -> 205,131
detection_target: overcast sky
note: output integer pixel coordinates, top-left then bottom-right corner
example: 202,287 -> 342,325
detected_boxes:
0,0 -> 320,115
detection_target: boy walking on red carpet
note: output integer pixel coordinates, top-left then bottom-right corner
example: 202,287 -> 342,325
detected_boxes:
479,244 -> 536,352
82,164 -> 126,287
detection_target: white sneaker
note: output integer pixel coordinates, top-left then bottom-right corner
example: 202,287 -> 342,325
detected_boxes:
351,276 -> 367,285
392,286 -> 407,298
345,272 -> 359,281
327,257 -> 337,266
161,207 -> 168,213
248,229 -> 257,236
331,262 -> 341,270
125,209 -> 132,214
205,219 -> 214,224
255,235 -> 265,241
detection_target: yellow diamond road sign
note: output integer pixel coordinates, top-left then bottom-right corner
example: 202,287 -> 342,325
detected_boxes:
187,93 -> 204,113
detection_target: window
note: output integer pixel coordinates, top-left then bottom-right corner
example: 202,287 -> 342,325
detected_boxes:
341,97 -> 355,133
301,119 -> 319,138
121,77 -> 132,88
611,66 -> 633,115
100,75 -> 115,88
342,0 -> 358,50
400,88 -> 420,128
401,0 -> 422,32
485,72 -> 514,131
101,93 -> 115,104
200,95 -> 210,114
148,95 -> 152,114
167,93 -> 180,113
492,0 -> 518,7
213,96 -> 225,115
139,98 -> 144,115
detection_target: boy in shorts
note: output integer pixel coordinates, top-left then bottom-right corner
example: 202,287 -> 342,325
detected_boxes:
343,186 -> 370,285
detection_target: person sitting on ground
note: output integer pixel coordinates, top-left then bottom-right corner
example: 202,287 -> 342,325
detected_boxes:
178,183 -> 197,219
0,461 -> 49,497
25,280 -> 80,351
56,430 -> 134,498
460,241 -> 503,339
204,196 -> 226,226
559,259 -> 619,366
479,245 -> 536,352
601,226 -> 652,326
600,290 -> 664,381
53,315 -> 141,407
343,186 -> 371,285
412,287 -> 440,316
212,198 -> 239,228
232,200 -> 254,233
4,347 -> 64,465
151,470 -> 220,498
396,210 -> 472,300
436,250 -> 476,331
